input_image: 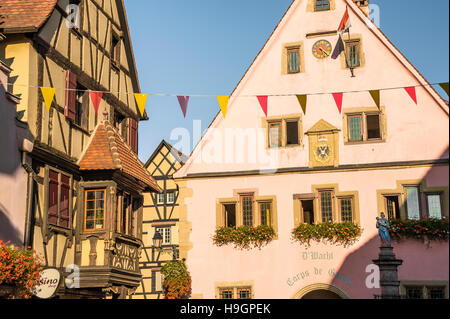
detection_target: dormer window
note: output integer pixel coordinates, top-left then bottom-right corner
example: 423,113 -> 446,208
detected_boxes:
315,0 -> 330,11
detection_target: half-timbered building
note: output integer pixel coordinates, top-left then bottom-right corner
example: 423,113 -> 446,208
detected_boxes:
0,0 -> 161,298
132,140 -> 187,299
173,0 -> 449,299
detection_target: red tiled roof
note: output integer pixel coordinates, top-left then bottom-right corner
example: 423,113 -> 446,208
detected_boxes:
79,121 -> 161,192
0,0 -> 58,31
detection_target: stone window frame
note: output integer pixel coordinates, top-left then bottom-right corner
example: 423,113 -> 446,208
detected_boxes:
306,0 -> 336,12
281,42 -> 306,75
215,281 -> 254,299
342,106 -> 387,144
293,184 -> 360,227
339,34 -> 366,69
262,113 -> 304,150
376,179 -> 449,221
215,190 -> 278,238
400,281 -> 449,299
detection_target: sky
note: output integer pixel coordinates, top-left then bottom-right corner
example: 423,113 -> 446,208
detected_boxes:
123,0 -> 450,162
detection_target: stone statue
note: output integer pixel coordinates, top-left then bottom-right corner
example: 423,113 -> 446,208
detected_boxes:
376,212 -> 391,246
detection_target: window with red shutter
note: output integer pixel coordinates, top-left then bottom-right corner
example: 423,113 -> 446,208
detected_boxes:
128,118 -> 138,153
48,170 -> 59,226
65,70 -> 77,122
47,169 -> 72,229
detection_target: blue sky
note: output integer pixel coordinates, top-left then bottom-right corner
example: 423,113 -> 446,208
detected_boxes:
123,0 -> 449,162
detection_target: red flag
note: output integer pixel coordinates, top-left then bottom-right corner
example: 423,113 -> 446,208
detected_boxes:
404,87 -> 417,104
177,95 -> 190,118
90,91 -> 103,115
332,93 -> 343,113
338,6 -> 351,33
257,96 -> 268,116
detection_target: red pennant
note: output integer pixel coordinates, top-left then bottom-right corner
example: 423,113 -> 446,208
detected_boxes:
332,93 -> 343,113
90,91 -> 103,115
177,95 -> 190,118
257,96 -> 268,117
404,87 -> 417,104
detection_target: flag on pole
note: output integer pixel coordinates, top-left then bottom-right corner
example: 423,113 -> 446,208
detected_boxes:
296,95 -> 307,115
332,92 -> 343,113
134,93 -> 148,117
40,87 -> 56,112
217,96 -> 229,118
404,87 -> 417,105
90,91 -> 103,115
257,96 -> 268,117
177,95 -> 190,118
331,34 -> 345,60
338,6 -> 351,33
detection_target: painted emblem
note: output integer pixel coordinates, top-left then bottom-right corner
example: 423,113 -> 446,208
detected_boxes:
313,141 -> 332,163
312,40 -> 332,59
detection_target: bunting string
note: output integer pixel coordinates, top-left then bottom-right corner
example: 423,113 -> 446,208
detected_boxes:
4,81 -> 449,98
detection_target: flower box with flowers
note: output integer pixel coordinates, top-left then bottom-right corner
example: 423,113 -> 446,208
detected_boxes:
161,260 -> 192,299
213,225 -> 276,250
0,241 -> 43,299
389,218 -> 449,242
292,222 -> 362,247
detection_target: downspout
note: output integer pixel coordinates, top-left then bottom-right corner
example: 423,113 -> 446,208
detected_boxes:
22,152 -> 35,249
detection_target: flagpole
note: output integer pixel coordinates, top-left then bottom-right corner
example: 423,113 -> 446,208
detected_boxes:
346,6 -> 355,77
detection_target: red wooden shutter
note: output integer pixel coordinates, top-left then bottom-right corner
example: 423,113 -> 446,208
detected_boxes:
64,70 -> 77,121
128,118 -> 138,153
48,170 -> 59,226
59,174 -> 70,228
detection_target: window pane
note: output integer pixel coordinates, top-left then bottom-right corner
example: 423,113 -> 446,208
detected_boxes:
349,116 -> 362,141
320,191 -> 333,222
347,42 -> 360,67
367,114 -> 381,139
239,289 -> 251,299
315,0 -> 330,11
427,195 -> 442,219
242,196 -> 253,226
221,290 -> 233,299
260,202 -> 272,226
86,220 -> 95,230
269,123 -> 281,148
286,121 -> 299,145
428,287 -> 445,299
167,192 -> 175,203
224,204 -> 236,228
86,210 -> 95,220
340,198 -> 353,222
85,190 -> 105,231
406,287 -> 423,299
288,49 -> 300,73
406,187 -> 420,220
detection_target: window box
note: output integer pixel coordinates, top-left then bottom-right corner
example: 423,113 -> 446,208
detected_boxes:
213,225 -> 276,250
389,218 -> 449,242
292,222 -> 362,247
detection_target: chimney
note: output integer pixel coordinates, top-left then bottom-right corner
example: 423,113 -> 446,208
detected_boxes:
353,0 -> 370,17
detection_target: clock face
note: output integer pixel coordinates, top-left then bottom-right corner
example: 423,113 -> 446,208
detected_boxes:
312,40 -> 332,59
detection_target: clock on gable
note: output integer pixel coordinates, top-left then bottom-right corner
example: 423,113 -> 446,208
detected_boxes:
312,40 -> 332,59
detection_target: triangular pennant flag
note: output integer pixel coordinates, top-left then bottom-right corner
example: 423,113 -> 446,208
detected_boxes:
404,87 -> 417,105
369,90 -> 380,108
134,93 -> 148,117
89,91 -> 103,115
296,95 -> 307,115
338,6 -> 351,33
40,87 -> 56,112
217,96 -> 229,118
257,96 -> 268,117
332,92 -> 343,113
439,82 -> 449,96
177,95 -> 190,118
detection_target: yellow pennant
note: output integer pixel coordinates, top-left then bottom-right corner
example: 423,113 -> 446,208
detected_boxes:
217,96 -> 229,118
134,93 -> 148,117
40,87 -> 56,112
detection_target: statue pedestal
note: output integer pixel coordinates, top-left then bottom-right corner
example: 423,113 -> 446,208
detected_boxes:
373,245 -> 403,299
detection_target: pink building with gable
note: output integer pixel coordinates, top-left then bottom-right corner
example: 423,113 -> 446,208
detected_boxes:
173,0 -> 449,299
